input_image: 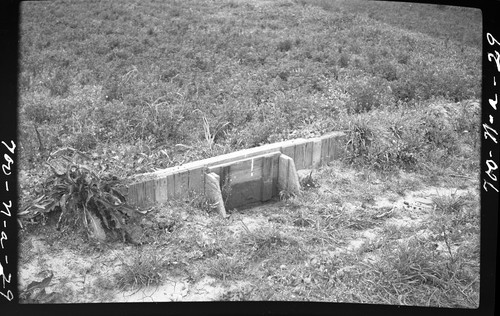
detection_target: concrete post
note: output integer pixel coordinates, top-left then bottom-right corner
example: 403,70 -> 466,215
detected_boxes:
204,172 -> 228,218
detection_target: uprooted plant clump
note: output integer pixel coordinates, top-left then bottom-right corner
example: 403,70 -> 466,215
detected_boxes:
18,148 -> 147,242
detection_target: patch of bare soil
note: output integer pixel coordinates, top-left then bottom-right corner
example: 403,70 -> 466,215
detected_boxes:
18,231 -> 227,302
333,185 -> 476,255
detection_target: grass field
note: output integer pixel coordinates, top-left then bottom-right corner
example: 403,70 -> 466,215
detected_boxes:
17,0 -> 481,307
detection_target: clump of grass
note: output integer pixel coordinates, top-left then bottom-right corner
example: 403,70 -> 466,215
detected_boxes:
339,52 -> 350,68
421,102 -> 460,153
240,225 -> 299,262
371,60 -> 398,81
345,209 -> 377,231
45,70 -> 72,97
369,236 -> 479,307
71,132 -> 98,152
206,255 -> 245,281
384,174 -> 423,195
355,238 -> 382,256
279,188 -> 297,201
345,76 -> 392,114
429,191 -> 479,247
189,193 -> 215,213
277,39 -> 293,52
387,239 -> 445,285
24,101 -> 55,125
221,285 -> 253,301
345,116 -> 374,161
94,276 -> 117,291
383,223 -> 405,240
432,191 -> 468,215
300,171 -> 320,190
194,110 -> 230,152
115,250 -> 165,290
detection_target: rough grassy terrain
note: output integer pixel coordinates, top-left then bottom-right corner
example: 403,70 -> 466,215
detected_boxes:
19,162 -> 479,306
17,0 -> 481,306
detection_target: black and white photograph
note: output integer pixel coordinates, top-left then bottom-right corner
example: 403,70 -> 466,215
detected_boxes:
12,0 -> 487,309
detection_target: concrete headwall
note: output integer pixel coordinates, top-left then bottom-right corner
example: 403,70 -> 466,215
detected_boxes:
127,131 -> 345,208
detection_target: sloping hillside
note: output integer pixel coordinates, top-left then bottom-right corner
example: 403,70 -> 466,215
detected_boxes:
18,0 -> 481,307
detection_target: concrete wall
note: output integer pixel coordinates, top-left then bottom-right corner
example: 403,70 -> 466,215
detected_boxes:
127,131 -> 345,208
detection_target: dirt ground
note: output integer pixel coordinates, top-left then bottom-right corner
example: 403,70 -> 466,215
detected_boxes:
18,162 -> 479,304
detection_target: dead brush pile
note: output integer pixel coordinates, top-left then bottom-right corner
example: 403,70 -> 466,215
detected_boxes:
18,149 -> 146,242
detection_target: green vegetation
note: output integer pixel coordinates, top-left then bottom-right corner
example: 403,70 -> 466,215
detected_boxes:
18,0 -> 480,307
18,0 -> 480,185
115,250 -> 165,290
18,168 -> 480,306
18,149 -> 144,241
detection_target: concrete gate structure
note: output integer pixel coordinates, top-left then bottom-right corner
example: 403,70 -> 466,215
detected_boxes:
127,131 -> 345,215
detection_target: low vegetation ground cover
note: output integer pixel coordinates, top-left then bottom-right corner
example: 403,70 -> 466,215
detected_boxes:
18,162 -> 480,306
17,0 -> 481,307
